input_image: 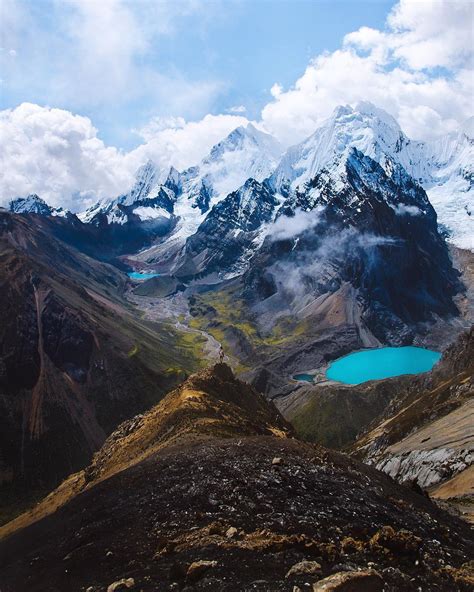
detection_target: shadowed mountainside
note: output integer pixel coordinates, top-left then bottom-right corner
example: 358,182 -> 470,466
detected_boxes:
0,212 -> 202,523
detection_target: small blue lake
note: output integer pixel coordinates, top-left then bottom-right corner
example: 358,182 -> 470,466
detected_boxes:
127,271 -> 161,280
293,373 -> 315,383
325,346 -> 441,385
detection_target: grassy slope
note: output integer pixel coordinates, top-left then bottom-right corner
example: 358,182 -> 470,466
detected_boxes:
188,282 -> 310,373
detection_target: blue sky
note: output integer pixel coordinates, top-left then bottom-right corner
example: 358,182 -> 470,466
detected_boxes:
2,0 -> 394,148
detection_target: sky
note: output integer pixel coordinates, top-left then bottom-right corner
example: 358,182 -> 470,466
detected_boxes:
0,0 -> 473,210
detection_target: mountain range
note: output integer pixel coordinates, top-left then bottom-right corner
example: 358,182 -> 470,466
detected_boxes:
2,101 -> 473,591
10,102 -> 473,258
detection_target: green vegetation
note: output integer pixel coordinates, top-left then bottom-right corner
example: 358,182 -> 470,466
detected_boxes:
127,344 -> 139,357
188,283 -> 311,371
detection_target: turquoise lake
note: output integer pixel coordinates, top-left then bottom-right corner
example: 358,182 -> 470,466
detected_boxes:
325,346 -> 441,385
293,373 -> 315,383
127,272 -> 161,280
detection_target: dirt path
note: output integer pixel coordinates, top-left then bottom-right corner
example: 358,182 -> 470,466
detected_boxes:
127,289 -> 234,365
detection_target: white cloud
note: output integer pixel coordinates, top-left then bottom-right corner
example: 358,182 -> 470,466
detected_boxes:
0,103 -> 132,210
392,203 -> 422,216
0,104 -> 249,210
270,207 -> 324,241
1,0 -> 472,211
1,0 -> 223,115
261,0 -> 473,144
227,105 -> 247,114
387,0 -> 473,70
129,113 -> 249,172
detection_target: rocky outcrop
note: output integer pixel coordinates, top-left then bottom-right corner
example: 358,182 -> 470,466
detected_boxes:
83,362 -> 293,484
352,327 -> 473,520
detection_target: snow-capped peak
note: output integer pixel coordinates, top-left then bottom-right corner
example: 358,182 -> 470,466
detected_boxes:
272,102 -> 417,191
9,194 -> 68,217
79,159 -> 167,223
271,101 -> 472,250
9,194 -> 52,215
169,123 -> 284,240
203,122 -> 282,169
120,159 -> 161,206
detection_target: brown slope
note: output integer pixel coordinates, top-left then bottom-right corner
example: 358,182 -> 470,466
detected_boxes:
0,365 -> 473,592
351,327 -> 473,519
84,362 -> 292,484
0,363 -> 292,538
0,212 -> 201,523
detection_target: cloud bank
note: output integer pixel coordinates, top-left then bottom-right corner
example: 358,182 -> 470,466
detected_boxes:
261,0 -> 473,144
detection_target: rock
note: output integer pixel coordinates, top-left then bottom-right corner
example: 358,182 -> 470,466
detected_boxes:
286,560 -> 322,578
312,570 -> 383,591
226,526 -> 238,538
370,526 -> 421,555
107,578 -> 135,592
186,560 -> 218,583
272,457 -> 282,465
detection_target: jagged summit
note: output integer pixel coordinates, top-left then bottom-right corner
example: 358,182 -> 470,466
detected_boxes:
205,122 -> 282,164
15,101 -> 472,250
268,102 -> 472,249
9,194 -> 51,215
79,159 -> 167,224
78,123 -> 283,239
120,159 -> 161,206
271,101 -> 424,192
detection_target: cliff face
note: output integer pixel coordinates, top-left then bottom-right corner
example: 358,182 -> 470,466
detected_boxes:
1,364 -> 473,592
0,212 -> 200,520
352,328 -> 473,520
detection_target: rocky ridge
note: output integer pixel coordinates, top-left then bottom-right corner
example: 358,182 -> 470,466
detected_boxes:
1,363 -> 473,591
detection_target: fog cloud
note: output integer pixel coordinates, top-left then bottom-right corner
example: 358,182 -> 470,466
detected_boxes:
269,207 -> 325,241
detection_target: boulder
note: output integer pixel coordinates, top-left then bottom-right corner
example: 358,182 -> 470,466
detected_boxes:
107,578 -> 135,592
186,560 -> 218,583
312,570 -> 383,591
286,560 -> 322,578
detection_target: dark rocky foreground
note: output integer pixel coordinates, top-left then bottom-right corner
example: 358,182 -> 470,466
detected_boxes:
1,366 -> 473,592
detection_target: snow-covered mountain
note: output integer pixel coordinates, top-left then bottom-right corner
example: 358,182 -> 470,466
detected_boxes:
423,119 -> 473,250
79,123 -> 283,238
271,102 -> 426,190
13,103 -> 472,256
9,194 -> 69,218
79,160 -> 173,225
169,123 -> 282,240
272,102 -> 473,250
